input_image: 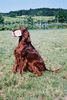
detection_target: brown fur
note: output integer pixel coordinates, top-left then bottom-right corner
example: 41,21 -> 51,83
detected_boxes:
12,28 -> 49,76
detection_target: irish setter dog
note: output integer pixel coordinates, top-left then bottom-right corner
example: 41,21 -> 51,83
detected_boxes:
12,27 -> 49,76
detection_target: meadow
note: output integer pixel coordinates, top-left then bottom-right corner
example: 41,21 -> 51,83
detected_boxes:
2,16 -> 55,30
4,16 -> 55,23
0,29 -> 67,100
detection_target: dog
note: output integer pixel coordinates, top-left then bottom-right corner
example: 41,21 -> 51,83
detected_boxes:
12,27 -> 60,76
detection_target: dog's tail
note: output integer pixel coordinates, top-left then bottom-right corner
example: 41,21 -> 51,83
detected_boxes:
45,67 -> 61,73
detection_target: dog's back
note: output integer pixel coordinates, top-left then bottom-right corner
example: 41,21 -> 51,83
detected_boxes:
21,43 -> 46,72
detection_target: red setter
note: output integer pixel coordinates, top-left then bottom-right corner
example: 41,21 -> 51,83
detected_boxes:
12,27 -> 60,76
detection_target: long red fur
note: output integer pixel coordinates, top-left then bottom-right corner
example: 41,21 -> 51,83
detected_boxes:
12,27 -> 47,76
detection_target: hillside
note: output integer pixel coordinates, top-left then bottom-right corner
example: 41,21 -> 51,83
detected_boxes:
1,8 -> 67,16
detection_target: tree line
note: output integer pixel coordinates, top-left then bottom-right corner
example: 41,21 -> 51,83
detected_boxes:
1,8 -> 67,17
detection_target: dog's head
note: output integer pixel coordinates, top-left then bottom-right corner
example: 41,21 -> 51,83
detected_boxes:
12,27 -> 31,43
12,27 -> 27,37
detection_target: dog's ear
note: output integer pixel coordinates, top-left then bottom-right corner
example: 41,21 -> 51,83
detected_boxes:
26,31 -> 31,43
20,27 -> 27,34
20,27 -> 31,43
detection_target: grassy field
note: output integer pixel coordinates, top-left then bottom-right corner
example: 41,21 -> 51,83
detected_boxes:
4,16 -> 55,23
0,29 -> 67,100
3,16 -> 55,30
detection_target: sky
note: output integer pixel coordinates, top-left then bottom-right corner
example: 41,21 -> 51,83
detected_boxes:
0,0 -> 67,13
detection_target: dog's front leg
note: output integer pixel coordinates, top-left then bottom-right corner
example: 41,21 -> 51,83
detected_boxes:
19,59 -> 27,74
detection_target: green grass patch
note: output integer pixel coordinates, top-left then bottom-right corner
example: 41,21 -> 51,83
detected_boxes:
0,29 -> 67,100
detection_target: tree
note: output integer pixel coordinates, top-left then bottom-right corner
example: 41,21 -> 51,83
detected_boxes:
55,10 -> 67,23
0,14 -> 4,30
26,16 -> 34,29
9,12 -> 16,17
0,14 -> 4,24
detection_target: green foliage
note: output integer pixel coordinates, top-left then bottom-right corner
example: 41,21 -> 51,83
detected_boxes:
0,14 -> 4,30
2,16 -> 55,30
1,8 -> 67,16
8,12 -> 17,17
55,10 -> 67,23
0,14 -> 4,24
25,16 -> 34,29
0,15 -> 67,30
